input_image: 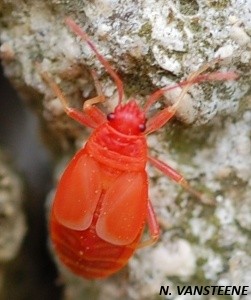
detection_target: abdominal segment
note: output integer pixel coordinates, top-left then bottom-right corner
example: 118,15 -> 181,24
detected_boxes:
50,212 -> 142,279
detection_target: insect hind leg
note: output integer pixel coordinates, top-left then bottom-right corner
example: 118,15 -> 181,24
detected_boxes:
137,201 -> 160,249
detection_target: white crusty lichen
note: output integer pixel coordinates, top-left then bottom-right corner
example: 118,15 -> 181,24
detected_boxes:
0,0 -> 251,299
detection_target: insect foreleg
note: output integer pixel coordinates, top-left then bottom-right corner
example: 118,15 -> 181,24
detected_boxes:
144,59 -> 238,135
82,69 -> 107,125
39,69 -> 106,128
145,104 -> 177,135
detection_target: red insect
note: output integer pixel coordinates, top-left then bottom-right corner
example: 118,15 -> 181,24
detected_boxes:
40,18 -> 238,279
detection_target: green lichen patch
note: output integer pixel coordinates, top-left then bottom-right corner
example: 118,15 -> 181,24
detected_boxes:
165,121 -> 215,164
179,0 -> 199,16
208,0 -> 230,9
138,22 -> 153,41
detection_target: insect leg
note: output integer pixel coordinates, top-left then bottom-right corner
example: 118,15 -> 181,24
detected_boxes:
82,69 -> 107,125
145,104 -> 177,135
148,155 -> 214,205
144,66 -> 203,134
39,69 -> 99,128
144,59 -> 238,135
137,201 -> 160,249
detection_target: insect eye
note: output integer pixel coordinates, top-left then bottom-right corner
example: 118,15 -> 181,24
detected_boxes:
139,123 -> 146,132
107,113 -> 115,121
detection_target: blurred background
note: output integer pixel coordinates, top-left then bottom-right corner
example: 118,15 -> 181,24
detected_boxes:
0,64 -> 62,299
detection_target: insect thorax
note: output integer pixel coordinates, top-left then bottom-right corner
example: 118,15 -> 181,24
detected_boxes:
85,123 -> 147,172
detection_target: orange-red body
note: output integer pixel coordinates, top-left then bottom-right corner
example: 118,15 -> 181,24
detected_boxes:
45,18 -> 237,280
51,119 -> 149,279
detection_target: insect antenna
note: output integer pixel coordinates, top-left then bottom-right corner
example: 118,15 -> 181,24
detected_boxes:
65,17 -> 124,105
143,59 -> 238,113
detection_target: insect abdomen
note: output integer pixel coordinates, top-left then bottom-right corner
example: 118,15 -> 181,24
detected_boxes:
50,130 -> 148,279
50,213 -> 141,279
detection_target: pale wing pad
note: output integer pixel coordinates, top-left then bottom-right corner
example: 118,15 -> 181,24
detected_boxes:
96,172 -> 148,245
53,150 -> 102,230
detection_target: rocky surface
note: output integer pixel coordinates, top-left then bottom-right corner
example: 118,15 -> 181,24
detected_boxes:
0,0 -> 251,299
